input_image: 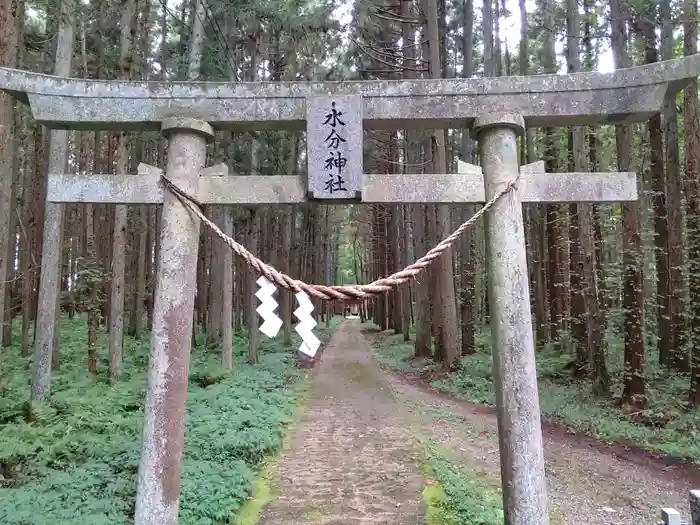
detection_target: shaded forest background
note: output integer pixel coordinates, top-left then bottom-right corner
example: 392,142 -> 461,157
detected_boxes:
1,0 -> 700,519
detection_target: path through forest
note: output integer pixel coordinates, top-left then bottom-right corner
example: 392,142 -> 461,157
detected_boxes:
256,321 -> 696,524
256,321 -> 427,525
387,371 -> 695,525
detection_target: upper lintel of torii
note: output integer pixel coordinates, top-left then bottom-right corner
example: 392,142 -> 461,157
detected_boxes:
0,55 -> 699,131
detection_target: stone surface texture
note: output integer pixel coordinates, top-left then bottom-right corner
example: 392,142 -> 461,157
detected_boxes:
0,55 -> 698,130
661,508 -> 682,525
46,169 -> 637,205
306,95 -> 363,200
31,131 -> 69,402
133,118 -> 212,525
690,490 -> 700,525
475,115 -> 549,525
257,322 -> 426,525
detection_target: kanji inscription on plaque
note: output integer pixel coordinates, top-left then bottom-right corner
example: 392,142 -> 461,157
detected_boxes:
306,95 -> 362,200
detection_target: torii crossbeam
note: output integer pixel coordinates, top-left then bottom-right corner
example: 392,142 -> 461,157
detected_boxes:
1,55 -> 698,525
0,54 -> 697,130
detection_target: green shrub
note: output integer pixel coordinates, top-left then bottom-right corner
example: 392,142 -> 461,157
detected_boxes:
370,324 -> 700,464
422,443 -> 503,525
0,316 -> 335,524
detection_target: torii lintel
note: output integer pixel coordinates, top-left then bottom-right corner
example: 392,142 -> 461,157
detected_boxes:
0,55 -> 698,131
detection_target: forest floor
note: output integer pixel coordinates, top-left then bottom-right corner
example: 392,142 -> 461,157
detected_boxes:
3,317 -> 697,524
366,323 -> 700,464
364,323 -> 700,525
0,316 -> 337,525
385,370 -> 695,525
250,320 -> 698,525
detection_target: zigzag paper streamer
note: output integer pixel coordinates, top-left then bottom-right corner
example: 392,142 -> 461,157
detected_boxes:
255,276 -> 283,338
293,291 -> 321,357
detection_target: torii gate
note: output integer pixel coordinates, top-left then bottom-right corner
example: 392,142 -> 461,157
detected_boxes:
1,55 -> 698,525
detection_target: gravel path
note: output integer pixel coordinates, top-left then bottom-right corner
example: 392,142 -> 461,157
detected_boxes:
381,352 -> 696,525
256,321 -> 697,525
256,321 -> 427,525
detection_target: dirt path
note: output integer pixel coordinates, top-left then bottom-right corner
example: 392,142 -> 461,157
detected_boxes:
256,321 -> 427,525
257,321 -> 697,525
381,354 -> 697,525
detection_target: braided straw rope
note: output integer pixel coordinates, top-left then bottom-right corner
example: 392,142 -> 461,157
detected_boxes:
160,174 -> 519,302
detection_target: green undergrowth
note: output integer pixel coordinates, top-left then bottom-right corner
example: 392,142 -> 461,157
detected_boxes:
370,324 -> 700,464
392,388 -> 503,525
232,461 -> 275,525
0,315 -> 337,525
420,442 -> 504,525
233,371 -> 314,525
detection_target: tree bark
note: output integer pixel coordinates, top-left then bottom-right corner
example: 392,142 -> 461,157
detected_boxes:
684,0 -> 700,406
108,0 -> 138,381
611,0 -> 646,407
0,0 -> 17,348
423,0 -> 460,367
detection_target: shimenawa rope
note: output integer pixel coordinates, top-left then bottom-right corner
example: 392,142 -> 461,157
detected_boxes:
160,174 -> 519,302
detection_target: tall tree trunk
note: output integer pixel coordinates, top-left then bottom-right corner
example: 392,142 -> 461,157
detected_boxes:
519,0 -> 546,344
542,0 -> 568,342
108,0 -> 138,381
389,205 -> 404,334
611,0 -> 645,407
20,118 -> 39,356
459,0 -> 476,356
684,0 -> 700,406
401,204 -> 413,342
567,0 -> 591,366
188,0 -> 209,346
660,0 -> 686,371
221,209 -> 234,370
636,16 -> 675,374
247,214 -> 259,364
0,0 -> 17,348
423,0 -> 460,367
128,8 -> 152,341
399,0 -> 431,356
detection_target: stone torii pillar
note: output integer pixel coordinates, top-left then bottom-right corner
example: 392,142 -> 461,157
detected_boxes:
456,116 -> 638,525
133,117 -> 212,523
475,114 -> 547,525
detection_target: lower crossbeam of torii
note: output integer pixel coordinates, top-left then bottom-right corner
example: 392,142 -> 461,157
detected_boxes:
47,155 -> 636,361
0,54 -> 698,525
